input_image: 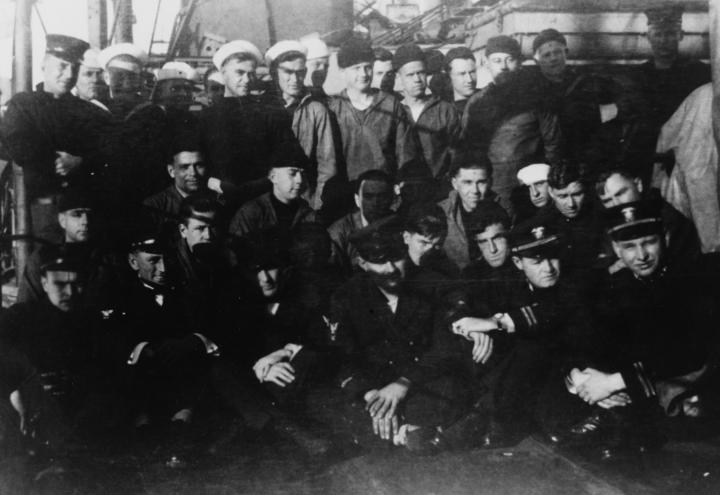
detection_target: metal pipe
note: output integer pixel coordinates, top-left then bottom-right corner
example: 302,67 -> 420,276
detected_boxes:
11,0 -> 33,282
88,0 -> 109,49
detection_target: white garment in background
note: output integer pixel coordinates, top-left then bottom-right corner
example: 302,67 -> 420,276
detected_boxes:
654,83 -> 720,252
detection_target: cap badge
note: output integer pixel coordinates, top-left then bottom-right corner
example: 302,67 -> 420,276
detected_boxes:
621,206 -> 637,223
531,226 -> 546,240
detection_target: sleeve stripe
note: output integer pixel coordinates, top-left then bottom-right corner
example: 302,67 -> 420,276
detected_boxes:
633,361 -> 656,397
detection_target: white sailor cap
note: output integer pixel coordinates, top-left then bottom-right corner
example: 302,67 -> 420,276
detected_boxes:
265,40 -> 308,66
300,37 -> 329,60
212,40 -> 263,70
98,43 -> 148,69
517,163 -> 550,186
80,48 -> 102,69
157,61 -> 199,82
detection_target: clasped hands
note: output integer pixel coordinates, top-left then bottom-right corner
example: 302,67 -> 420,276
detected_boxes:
363,378 -> 410,441
253,347 -> 295,387
566,367 -> 630,408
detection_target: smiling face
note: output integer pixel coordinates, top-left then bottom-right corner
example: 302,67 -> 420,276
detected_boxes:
359,257 -> 408,294
612,234 -> 663,278
452,167 -> 491,212
129,251 -> 167,286
169,151 -> 207,195
343,62 -> 373,92
512,255 -> 561,289
475,223 -> 509,268
397,61 -> 427,99
222,57 -> 257,97
43,54 -> 78,97
534,41 -> 568,80
550,181 -> 586,219
270,166 -> 305,203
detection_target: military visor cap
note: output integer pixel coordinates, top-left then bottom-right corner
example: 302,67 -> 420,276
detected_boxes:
39,244 -> 84,273
510,220 -> 563,258
350,216 -> 406,264
604,199 -> 663,242
45,34 -> 90,64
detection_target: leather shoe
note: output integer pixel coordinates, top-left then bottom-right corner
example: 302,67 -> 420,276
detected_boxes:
405,426 -> 446,455
442,410 -> 488,450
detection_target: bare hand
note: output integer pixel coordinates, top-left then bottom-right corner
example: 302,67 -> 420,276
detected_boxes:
264,362 -> 295,387
373,414 -> 399,441
597,392 -> 632,409
366,379 -> 410,420
577,368 -> 624,405
494,313 -> 515,333
55,151 -> 82,176
452,317 -> 498,338
253,349 -> 290,382
470,331 -> 493,364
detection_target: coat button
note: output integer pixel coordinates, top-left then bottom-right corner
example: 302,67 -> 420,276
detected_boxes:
414,357 -> 419,362
388,360 -> 394,365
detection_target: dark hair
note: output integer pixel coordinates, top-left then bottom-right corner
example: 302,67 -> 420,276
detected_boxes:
467,201 -> 511,237
203,67 -> 220,86
270,50 -> 307,76
403,203 -> 447,239
593,167 -> 637,197
178,194 -> 219,226
449,149 -> 492,178
548,159 -> 585,190
354,169 -> 394,194
373,47 -> 393,62
222,52 -> 257,67
289,222 -> 331,267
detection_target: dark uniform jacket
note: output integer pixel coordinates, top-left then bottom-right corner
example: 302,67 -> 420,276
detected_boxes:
143,185 -> 184,227
525,66 -> 646,168
328,89 -> 423,181
0,90 -> 117,200
328,210 -> 364,272
199,96 -> 296,205
592,263 -> 711,401
0,301 -> 103,397
228,192 -> 317,238
328,272 -> 447,401
401,95 -> 461,179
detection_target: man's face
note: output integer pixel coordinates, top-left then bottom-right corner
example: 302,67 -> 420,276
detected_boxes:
75,65 -> 106,101
129,251 -> 167,286
599,173 -> 642,208
403,232 -> 441,266
305,57 -> 329,89
343,62 -> 373,92
360,257 -> 407,294
277,58 -> 307,99
270,167 -> 304,203
550,181 -> 586,219
169,151 -> 206,195
155,79 -> 195,109
222,58 -> 257,97
487,52 -> 520,84
612,234 -> 663,278
105,62 -> 143,100
41,270 -> 84,312
180,216 -> 215,252
256,267 -> 282,298
528,180 -> 550,208
512,255 -> 561,289
58,208 -> 91,243
647,26 -> 682,62
475,223 -> 509,268
398,61 -> 427,99
449,58 -> 477,99
43,54 -> 78,97
371,60 -> 395,93
355,179 -> 394,223
452,167 -> 491,212
205,80 -> 225,106
534,41 -> 568,80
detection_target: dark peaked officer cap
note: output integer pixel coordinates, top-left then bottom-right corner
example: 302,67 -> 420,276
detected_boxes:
350,215 -> 406,264
45,34 -> 90,64
604,199 -> 663,242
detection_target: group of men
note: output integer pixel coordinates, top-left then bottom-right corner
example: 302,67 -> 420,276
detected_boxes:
0,4 -> 719,467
